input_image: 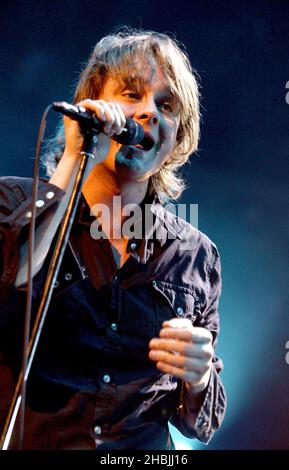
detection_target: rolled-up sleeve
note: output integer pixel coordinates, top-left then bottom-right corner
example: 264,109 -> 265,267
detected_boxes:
170,244 -> 227,444
0,177 -> 65,305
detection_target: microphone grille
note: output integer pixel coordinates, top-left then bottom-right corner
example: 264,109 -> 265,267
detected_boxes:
117,119 -> 144,145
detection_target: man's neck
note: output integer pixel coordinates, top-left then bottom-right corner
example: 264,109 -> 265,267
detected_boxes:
82,163 -> 148,210
82,163 -> 148,240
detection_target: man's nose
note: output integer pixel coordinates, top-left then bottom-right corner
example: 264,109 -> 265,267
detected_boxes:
134,97 -> 159,126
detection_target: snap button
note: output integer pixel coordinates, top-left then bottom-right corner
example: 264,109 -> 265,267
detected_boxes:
53,280 -> 60,289
198,417 -> 209,429
36,199 -> 45,208
64,272 -> 73,281
25,211 -> 32,218
103,374 -> 111,384
94,425 -> 101,435
111,323 -> 118,332
176,307 -> 185,317
46,191 -> 55,200
130,242 -> 137,251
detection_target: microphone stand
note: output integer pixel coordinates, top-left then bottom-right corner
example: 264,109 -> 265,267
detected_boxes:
0,130 -> 98,450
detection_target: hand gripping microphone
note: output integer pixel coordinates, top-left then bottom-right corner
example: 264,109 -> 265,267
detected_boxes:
52,101 -> 144,146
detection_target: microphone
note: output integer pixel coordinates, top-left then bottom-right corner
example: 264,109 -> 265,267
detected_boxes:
52,101 -> 144,146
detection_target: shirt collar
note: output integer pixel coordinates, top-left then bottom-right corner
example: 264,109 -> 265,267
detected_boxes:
75,192 -> 184,264
77,192 -> 183,238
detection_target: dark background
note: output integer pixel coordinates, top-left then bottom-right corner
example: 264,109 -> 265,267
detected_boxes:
1,0 -> 288,449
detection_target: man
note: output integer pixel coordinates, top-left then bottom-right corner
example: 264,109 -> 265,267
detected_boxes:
0,28 -> 226,449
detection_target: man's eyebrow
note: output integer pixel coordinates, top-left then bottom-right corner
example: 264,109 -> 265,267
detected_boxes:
113,77 -> 179,106
158,89 -> 174,99
114,75 -> 145,93
157,88 -> 180,106
117,80 -> 174,98
113,81 -> 126,93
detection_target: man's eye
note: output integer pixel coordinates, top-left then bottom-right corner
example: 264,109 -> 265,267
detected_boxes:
122,92 -> 140,99
160,102 -> 173,112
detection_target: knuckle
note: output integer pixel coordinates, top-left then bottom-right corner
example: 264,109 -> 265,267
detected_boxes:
93,102 -> 104,109
203,350 -> 212,360
107,108 -> 115,119
107,101 -> 117,110
83,98 -> 94,106
160,351 -> 169,360
183,343 -> 192,355
184,358 -> 192,369
203,362 -> 211,372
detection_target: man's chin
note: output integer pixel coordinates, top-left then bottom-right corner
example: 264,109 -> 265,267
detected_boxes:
115,147 -> 154,175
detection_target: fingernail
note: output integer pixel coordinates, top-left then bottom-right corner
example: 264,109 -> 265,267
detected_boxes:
160,329 -> 168,336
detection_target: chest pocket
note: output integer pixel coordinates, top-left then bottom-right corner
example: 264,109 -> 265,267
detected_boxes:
152,280 -> 202,330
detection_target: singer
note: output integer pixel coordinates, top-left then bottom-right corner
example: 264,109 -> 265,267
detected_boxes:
0,28 -> 226,449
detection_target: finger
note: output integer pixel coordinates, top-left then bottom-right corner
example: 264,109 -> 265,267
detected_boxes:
106,102 -> 122,131
115,103 -> 126,131
77,99 -> 107,123
75,99 -> 126,138
93,102 -> 108,124
160,328 -> 194,343
162,318 -> 192,330
99,101 -> 116,134
154,361 -> 200,384
149,349 -> 211,373
149,338 -> 213,360
160,327 -> 212,345
109,102 -> 126,134
162,323 -> 212,344
78,99 -> 115,135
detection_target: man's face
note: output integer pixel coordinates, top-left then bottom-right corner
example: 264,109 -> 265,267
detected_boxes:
98,61 -> 180,183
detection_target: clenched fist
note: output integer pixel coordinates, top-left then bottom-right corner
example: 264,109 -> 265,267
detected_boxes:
149,318 -> 213,394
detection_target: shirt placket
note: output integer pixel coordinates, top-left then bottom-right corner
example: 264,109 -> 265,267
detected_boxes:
92,274 -> 123,447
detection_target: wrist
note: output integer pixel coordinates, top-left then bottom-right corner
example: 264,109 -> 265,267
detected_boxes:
184,383 -> 206,412
186,367 -> 211,395
184,368 -> 211,412
61,149 -> 82,163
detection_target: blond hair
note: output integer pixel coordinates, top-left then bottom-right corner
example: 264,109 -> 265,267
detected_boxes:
44,28 -> 200,202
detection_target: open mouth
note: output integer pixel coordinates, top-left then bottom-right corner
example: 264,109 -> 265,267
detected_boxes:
132,133 -> 155,151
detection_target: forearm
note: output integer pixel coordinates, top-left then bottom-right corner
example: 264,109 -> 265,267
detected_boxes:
15,154 -> 81,287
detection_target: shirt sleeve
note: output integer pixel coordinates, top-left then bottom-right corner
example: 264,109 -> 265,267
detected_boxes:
170,245 -> 227,444
0,177 -> 65,306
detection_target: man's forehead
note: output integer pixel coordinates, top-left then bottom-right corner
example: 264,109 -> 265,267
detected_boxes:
108,63 -> 171,93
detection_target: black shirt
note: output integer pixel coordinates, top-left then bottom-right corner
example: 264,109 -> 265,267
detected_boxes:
0,176 -> 226,450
